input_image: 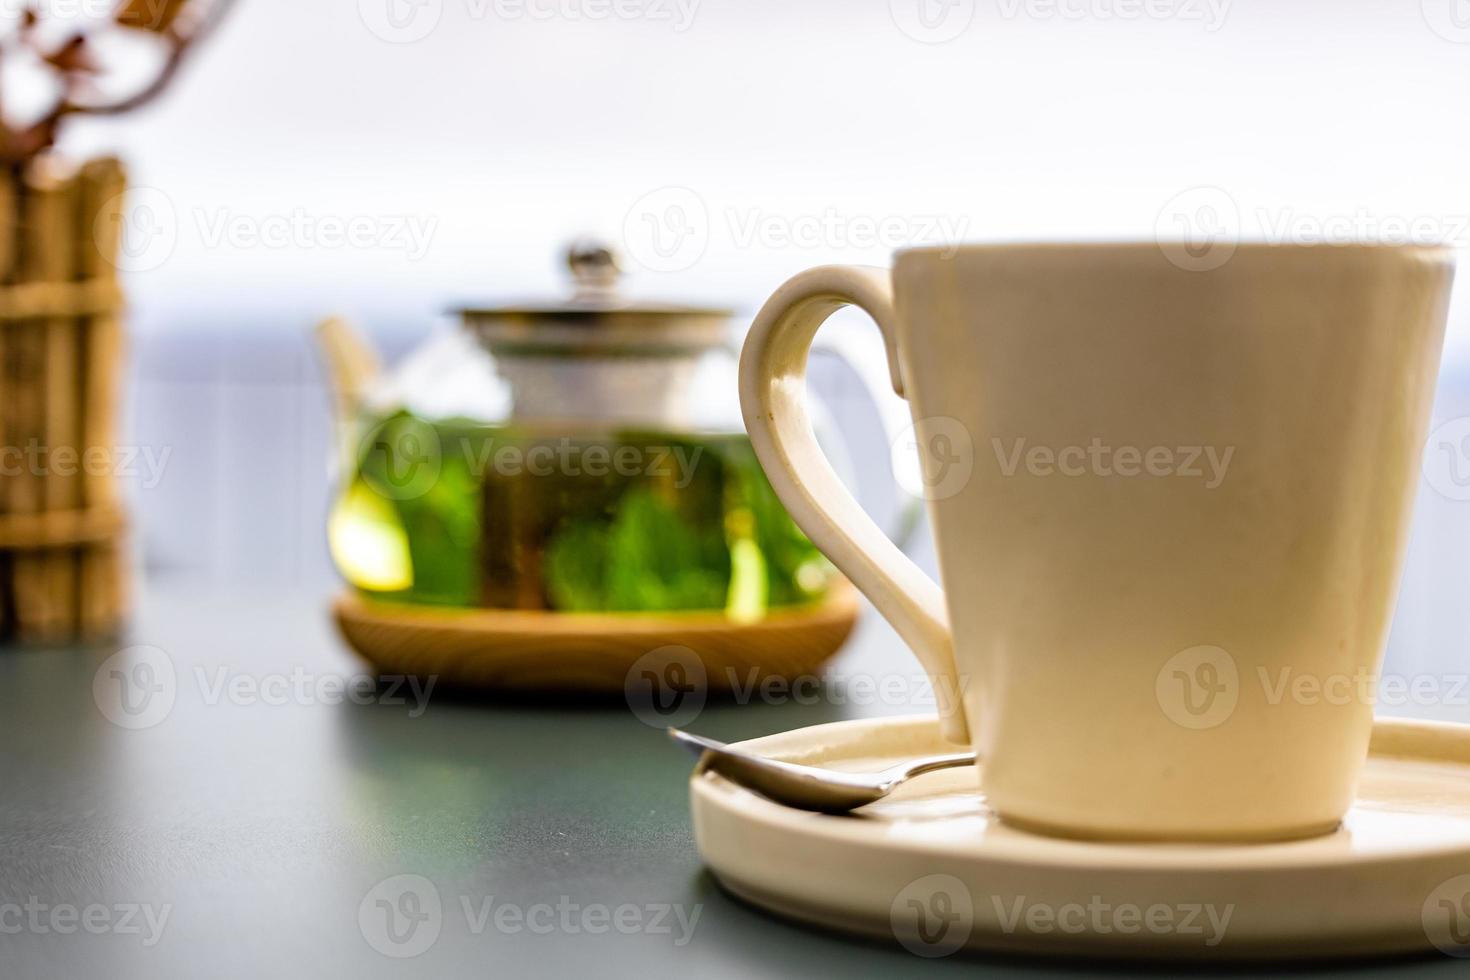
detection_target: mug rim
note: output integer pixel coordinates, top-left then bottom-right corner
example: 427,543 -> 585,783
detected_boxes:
896,240 -> 1456,262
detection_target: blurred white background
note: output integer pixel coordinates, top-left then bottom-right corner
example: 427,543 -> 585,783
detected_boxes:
45,0 -> 1470,702
61,0 -> 1470,335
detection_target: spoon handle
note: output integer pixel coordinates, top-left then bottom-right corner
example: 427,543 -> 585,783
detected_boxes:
892,751 -> 977,782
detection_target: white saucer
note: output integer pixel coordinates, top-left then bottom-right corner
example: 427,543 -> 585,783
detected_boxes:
689,714 -> 1470,960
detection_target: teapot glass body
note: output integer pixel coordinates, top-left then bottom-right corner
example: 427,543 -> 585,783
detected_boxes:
328,324 -> 835,620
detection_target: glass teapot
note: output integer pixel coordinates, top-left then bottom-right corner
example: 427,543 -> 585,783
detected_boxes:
318,240 -> 915,621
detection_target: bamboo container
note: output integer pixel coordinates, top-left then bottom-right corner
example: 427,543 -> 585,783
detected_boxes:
7,169 -> 54,638
24,162 -> 78,642
76,158 -> 129,640
0,156 -> 129,644
0,174 -> 13,638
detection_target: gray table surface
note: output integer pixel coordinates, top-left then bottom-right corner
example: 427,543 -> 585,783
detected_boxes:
1,585 -> 1466,979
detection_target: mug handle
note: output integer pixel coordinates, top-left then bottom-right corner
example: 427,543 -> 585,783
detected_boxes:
739,266 -> 970,745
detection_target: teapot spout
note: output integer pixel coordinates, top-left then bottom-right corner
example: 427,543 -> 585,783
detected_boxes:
315,316 -> 382,429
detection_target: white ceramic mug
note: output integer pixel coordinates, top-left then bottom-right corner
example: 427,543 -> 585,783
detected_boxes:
739,243 -> 1454,841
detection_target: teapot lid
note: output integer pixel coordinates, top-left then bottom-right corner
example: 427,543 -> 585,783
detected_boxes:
454,239 -> 733,356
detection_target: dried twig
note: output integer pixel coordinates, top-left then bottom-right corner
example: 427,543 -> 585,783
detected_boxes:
0,0 -> 237,165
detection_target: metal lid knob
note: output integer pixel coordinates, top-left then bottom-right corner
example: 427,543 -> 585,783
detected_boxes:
566,238 -> 623,301
455,238 -> 732,355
